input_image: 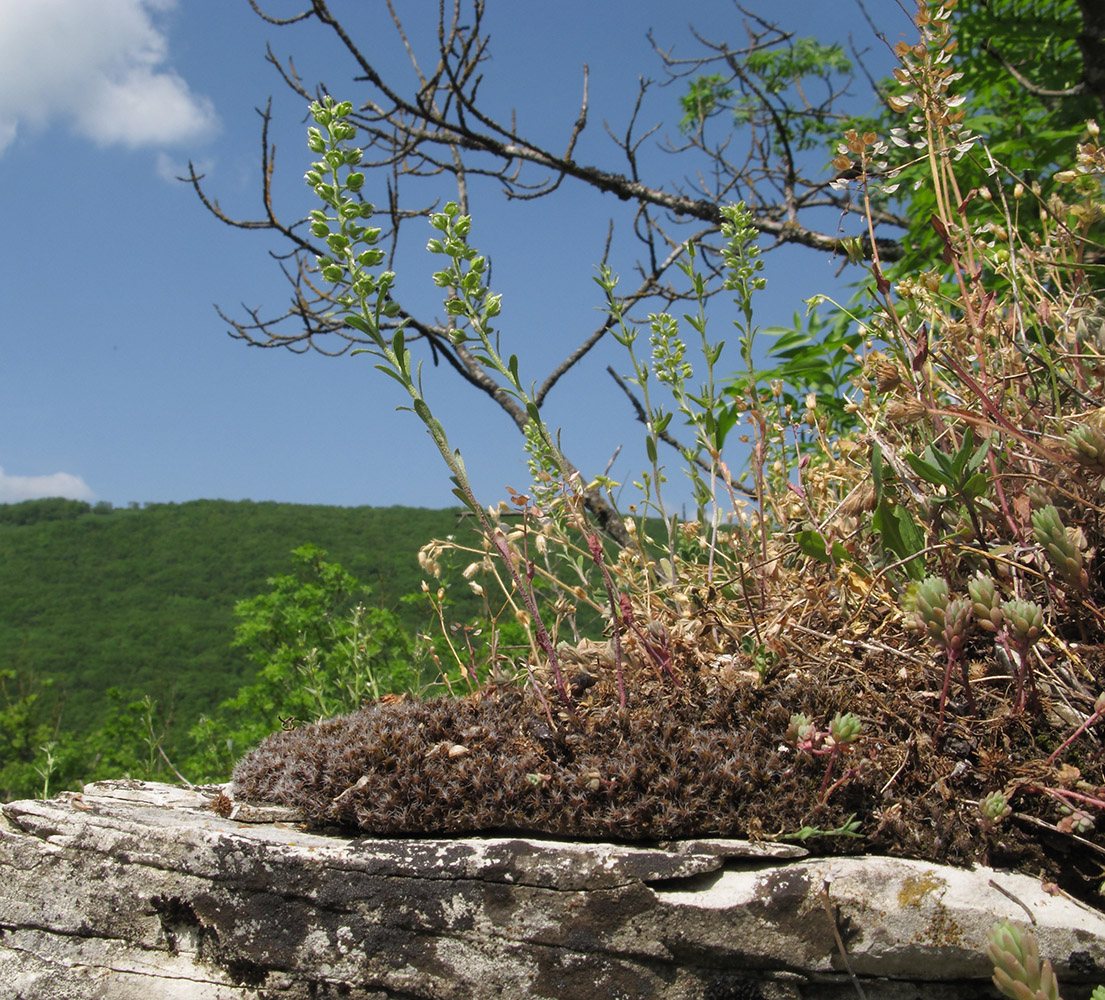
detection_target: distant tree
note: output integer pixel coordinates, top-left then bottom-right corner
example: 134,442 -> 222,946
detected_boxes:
0,498 -> 91,526
0,668 -> 58,801
188,0 -> 1102,536
188,545 -> 422,778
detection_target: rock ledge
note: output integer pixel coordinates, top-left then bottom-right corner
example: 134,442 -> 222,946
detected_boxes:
2,780 -> 1103,999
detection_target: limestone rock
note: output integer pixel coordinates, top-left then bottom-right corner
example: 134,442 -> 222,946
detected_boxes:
1,780 -> 1103,999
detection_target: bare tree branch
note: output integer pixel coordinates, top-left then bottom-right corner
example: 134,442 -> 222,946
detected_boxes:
193,0 -> 910,542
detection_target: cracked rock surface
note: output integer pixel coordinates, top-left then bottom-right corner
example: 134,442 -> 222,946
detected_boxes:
2,780 -> 1104,999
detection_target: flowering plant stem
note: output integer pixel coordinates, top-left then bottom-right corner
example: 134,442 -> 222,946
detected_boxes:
304,96 -> 574,713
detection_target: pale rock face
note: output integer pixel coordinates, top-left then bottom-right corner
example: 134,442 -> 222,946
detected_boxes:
1,780 -> 1103,1000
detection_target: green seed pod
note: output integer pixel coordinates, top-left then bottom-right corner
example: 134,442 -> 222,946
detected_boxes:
968,573 -> 1003,633
1001,598 -> 1044,646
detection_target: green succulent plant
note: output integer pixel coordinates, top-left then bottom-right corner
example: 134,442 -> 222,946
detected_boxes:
1066,423 -> 1105,477
829,711 -> 863,745
968,572 -> 1003,633
909,575 -> 952,644
986,921 -> 1062,1000
1031,505 -> 1089,593
979,789 -> 1012,824
1002,598 -> 1044,648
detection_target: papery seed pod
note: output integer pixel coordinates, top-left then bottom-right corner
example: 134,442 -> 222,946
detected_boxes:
840,482 -> 878,518
1001,598 -> 1044,646
968,573 -> 1003,633
943,597 -> 973,654
1067,423 -> 1105,475
872,358 -> 904,393
886,398 -> 927,425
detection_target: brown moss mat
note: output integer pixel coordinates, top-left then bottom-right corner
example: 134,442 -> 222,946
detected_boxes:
232,644 -> 1105,912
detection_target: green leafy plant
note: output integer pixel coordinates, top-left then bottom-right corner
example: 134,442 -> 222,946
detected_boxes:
224,1 -> 1105,896
306,96 -> 601,713
188,545 -> 422,775
907,576 -> 974,728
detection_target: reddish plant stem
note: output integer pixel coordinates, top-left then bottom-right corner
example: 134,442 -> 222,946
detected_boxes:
586,533 -> 627,710
1046,707 -> 1104,766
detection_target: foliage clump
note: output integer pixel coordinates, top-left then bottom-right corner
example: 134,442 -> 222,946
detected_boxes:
235,1 -> 1105,907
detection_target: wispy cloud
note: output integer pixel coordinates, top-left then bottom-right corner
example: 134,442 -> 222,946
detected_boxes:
0,466 -> 95,504
0,0 -> 218,157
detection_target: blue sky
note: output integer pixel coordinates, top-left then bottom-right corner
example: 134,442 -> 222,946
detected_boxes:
0,0 -> 908,511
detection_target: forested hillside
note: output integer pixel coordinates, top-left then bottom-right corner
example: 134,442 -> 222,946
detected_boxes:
0,498 -> 475,742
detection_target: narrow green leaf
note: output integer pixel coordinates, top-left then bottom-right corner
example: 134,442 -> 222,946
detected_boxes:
871,500 -> 926,580
345,313 -> 376,335
871,443 -> 884,502
796,529 -> 832,563
967,434 -> 992,474
374,365 -> 408,388
904,452 -> 954,489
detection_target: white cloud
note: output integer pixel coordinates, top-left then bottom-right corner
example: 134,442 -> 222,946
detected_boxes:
0,466 -> 95,504
0,0 -> 218,157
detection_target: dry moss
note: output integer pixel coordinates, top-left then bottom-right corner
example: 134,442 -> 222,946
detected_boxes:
233,627 -> 1105,911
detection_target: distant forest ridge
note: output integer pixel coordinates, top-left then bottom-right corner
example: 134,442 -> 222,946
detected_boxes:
0,497 -> 479,741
